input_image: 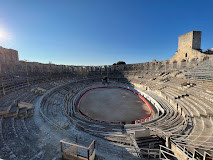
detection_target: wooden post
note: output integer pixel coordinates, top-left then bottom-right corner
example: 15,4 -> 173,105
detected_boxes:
60,141 -> 63,152
76,136 -> 78,158
87,148 -> 90,160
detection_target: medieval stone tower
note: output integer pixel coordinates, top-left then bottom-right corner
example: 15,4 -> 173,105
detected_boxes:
170,31 -> 210,64
178,31 -> 201,54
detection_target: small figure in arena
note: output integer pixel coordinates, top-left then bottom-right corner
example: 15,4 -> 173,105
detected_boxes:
102,76 -> 108,85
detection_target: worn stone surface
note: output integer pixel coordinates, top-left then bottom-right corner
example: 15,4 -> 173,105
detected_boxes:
0,31 -> 212,77
79,88 -> 150,122
170,31 -> 212,64
0,46 -> 19,73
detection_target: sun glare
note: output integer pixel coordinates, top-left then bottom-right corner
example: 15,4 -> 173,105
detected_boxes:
0,28 -> 8,41
0,27 -> 13,45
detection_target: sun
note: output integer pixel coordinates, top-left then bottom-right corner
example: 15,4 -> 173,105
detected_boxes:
0,27 -> 13,44
0,28 -> 8,41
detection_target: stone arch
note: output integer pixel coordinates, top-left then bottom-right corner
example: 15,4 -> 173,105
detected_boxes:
157,62 -> 163,70
203,56 -> 209,61
165,61 -> 170,69
173,60 -> 178,69
190,58 -> 198,66
141,64 -> 144,70
181,59 -> 187,68
191,58 -> 197,62
135,64 -> 140,71
152,62 -> 156,70
144,62 -> 149,70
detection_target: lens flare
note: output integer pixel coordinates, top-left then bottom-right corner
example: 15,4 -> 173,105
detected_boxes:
0,28 -> 8,41
0,27 -> 13,46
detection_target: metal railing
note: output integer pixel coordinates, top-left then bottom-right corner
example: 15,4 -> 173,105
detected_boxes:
60,139 -> 95,160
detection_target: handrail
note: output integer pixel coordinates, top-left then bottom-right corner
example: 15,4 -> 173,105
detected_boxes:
60,139 -> 88,150
60,139 -> 96,159
160,144 -> 193,160
171,139 -> 194,158
88,140 -> 95,149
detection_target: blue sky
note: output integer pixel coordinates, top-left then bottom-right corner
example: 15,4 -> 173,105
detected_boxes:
0,0 -> 213,66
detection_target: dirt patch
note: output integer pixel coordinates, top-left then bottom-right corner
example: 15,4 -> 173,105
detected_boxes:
79,88 -> 150,122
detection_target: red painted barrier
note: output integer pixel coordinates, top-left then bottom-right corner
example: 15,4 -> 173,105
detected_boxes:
76,86 -> 152,124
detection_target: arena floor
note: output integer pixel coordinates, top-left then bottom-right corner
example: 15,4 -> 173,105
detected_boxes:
78,88 -> 151,122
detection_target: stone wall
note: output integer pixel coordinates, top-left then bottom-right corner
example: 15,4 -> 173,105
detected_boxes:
178,31 -> 194,52
177,31 -> 201,52
192,31 -> 201,50
0,46 -> 19,73
170,31 -> 211,63
0,30 -> 213,76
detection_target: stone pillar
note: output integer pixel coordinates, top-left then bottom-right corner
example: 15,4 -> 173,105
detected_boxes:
39,63 -> 42,73
31,63 -> 34,73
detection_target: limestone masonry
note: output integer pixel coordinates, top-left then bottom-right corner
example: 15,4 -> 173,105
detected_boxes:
0,30 -> 213,159
0,46 -> 19,73
170,31 -> 212,63
0,31 -> 212,74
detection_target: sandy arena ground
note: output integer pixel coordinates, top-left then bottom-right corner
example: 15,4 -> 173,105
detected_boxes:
79,88 -> 151,122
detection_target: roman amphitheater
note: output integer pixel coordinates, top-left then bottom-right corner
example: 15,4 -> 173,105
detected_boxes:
0,31 -> 213,160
